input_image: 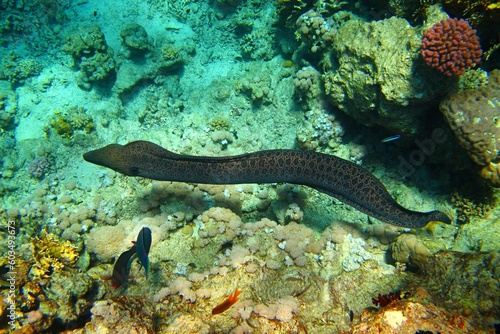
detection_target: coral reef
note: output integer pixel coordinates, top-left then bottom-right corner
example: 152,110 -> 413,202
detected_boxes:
442,0 -> 500,62
62,25 -> 116,89
119,23 -> 151,57
439,69 -> 500,185
419,251 -> 500,325
75,297 -> 156,333
323,16 -> 449,135
47,107 -> 95,139
294,66 -> 323,101
421,18 -> 482,76
2,1 -> 499,333
450,184 -> 496,224
352,297 -> 475,333
0,52 -> 42,83
236,70 -> 274,105
457,68 -> 488,91
241,28 -> 277,61
295,9 -> 335,53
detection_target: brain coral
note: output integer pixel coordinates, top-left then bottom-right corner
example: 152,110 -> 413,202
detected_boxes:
421,18 -> 482,76
440,69 -> 500,185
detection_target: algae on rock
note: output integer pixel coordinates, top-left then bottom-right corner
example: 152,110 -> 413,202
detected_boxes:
324,17 -> 449,135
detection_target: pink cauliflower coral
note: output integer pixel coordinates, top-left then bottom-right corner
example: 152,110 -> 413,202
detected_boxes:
421,18 -> 482,76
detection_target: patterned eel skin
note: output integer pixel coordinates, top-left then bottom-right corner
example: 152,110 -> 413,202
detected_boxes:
83,140 -> 451,228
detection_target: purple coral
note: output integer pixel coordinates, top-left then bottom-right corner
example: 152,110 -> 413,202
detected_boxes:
28,157 -> 51,178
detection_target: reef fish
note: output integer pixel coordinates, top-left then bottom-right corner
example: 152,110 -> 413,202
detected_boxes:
134,227 -> 152,278
83,141 -> 451,228
212,288 -> 242,315
111,245 -> 136,289
381,134 -> 401,142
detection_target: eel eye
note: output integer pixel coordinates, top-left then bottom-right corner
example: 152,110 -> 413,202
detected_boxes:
129,167 -> 141,176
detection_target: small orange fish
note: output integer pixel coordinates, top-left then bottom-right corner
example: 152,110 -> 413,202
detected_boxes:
212,288 -> 241,315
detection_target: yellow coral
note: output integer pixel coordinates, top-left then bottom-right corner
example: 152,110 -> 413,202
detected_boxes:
31,231 -> 79,279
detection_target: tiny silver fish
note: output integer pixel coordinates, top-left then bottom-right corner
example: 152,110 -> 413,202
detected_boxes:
381,134 -> 401,143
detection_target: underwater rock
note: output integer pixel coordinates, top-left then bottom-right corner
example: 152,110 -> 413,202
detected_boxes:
324,16 -> 449,135
120,23 -> 151,56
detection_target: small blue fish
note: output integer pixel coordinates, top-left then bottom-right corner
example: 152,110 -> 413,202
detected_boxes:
381,134 -> 401,143
134,227 -> 152,278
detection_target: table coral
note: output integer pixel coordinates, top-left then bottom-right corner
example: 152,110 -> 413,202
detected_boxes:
421,18 -> 482,76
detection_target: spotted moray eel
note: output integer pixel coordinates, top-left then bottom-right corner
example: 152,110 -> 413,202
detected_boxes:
83,140 -> 451,228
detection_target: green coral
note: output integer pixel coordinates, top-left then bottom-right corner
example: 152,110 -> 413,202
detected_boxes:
209,116 -> 232,131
